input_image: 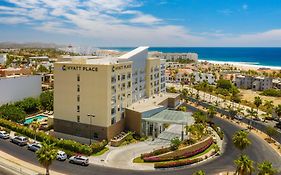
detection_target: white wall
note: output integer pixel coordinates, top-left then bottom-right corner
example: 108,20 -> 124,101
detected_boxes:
0,75 -> 42,105
0,54 -> 7,64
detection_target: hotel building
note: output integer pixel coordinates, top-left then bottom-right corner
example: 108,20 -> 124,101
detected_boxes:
54,47 -> 173,141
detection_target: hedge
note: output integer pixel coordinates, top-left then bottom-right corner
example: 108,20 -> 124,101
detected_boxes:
141,147 -> 172,159
0,118 -> 107,155
143,139 -> 213,162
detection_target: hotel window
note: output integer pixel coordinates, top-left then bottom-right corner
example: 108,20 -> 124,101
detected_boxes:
122,74 -> 126,81
111,107 -> 116,115
77,116 -> 80,123
127,73 -> 131,79
127,81 -> 131,88
77,95 -> 80,102
77,105 -> 80,112
77,74 -> 80,81
111,117 -> 116,125
111,75 -> 116,83
77,85 -> 80,92
118,75 -> 120,81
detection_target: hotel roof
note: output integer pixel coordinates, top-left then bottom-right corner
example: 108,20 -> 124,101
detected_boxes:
118,46 -> 149,59
127,93 -> 180,113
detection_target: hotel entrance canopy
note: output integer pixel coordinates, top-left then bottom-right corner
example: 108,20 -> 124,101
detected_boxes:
142,109 -> 195,125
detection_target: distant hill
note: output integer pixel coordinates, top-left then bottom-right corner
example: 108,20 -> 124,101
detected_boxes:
0,42 -> 65,49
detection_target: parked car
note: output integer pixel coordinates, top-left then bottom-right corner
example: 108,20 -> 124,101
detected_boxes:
69,155 -> 89,166
234,115 -> 243,120
57,151 -> 67,161
11,136 -> 28,146
275,122 -> 281,129
0,131 -> 10,139
253,117 -> 262,121
27,142 -> 42,152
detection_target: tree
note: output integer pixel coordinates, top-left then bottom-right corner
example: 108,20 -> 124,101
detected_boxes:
170,137 -> 181,150
15,97 -> 40,114
192,170 -> 206,175
234,154 -> 255,175
40,91 -> 53,111
30,121 -> 40,140
216,79 -> 233,90
207,106 -> 217,121
246,108 -> 258,120
232,130 -> 251,153
263,100 -> 274,117
254,96 -> 262,115
178,106 -> 187,112
274,104 -> 281,120
0,104 -> 26,123
192,111 -> 209,124
257,161 -> 278,175
37,65 -> 49,73
188,123 -> 206,140
36,142 -> 57,175
266,126 -> 277,141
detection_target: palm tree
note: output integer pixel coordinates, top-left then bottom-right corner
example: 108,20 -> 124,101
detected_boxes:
263,100 -> 274,117
232,130 -> 251,154
234,154 -> 255,175
36,142 -> 57,175
192,170 -> 206,175
257,161 -> 278,175
207,106 -> 217,122
274,104 -> 281,121
254,96 -> 262,116
30,121 -> 40,141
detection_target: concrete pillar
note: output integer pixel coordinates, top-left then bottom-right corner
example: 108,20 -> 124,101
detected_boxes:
145,121 -> 148,136
152,123 -> 155,139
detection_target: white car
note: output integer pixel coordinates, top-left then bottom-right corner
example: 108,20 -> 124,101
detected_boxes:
27,143 -> 42,152
234,115 -> 243,120
0,131 -> 10,139
69,155 -> 89,166
57,151 -> 67,161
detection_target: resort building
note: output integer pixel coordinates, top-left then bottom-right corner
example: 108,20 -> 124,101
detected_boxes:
53,47 -> 171,141
0,67 -> 32,77
193,72 -> 216,85
234,75 -> 273,91
0,54 -> 7,65
150,52 -> 198,62
0,75 -> 42,105
273,79 -> 281,90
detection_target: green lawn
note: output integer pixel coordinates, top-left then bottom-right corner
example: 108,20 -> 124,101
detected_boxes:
92,147 -> 109,156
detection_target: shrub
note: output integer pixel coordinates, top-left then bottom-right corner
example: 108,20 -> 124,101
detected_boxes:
170,137 -> 181,150
261,89 -> 281,97
141,147 -> 171,159
0,118 -> 107,155
0,104 -> 26,123
154,157 -> 203,168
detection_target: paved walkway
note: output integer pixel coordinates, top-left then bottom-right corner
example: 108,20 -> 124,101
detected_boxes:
89,124 -> 182,170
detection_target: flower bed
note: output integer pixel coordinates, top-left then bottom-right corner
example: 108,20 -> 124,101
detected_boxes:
143,138 -> 213,162
141,147 -> 172,159
154,157 -> 203,168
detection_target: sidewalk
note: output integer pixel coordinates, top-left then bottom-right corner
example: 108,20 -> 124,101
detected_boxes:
0,150 -> 64,175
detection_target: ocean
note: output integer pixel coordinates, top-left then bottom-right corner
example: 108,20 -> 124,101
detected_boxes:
101,47 -> 281,69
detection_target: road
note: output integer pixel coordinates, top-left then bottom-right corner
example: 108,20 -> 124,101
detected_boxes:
1,116 -> 280,175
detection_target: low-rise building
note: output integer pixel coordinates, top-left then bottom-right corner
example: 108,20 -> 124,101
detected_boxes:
273,79 -> 281,89
150,52 -> 198,62
0,67 -> 32,77
194,72 -> 215,84
0,54 -> 7,65
0,75 -> 42,105
234,75 -> 273,91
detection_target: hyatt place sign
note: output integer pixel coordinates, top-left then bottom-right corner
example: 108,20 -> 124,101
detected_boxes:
62,65 -> 98,72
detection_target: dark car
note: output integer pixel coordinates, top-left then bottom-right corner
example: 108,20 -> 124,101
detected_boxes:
11,136 -> 28,146
27,143 -> 42,152
275,122 -> 281,129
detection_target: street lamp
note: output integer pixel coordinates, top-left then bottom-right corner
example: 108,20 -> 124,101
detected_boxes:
87,114 -> 95,145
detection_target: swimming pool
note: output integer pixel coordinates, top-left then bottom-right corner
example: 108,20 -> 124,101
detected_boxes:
24,115 -> 47,125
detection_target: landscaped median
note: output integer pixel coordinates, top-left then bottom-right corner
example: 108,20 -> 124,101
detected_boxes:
0,118 -> 107,156
134,136 -> 219,168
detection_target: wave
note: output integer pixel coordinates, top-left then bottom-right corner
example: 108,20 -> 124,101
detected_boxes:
198,59 -> 281,70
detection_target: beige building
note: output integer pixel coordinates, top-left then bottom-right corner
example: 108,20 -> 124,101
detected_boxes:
234,75 -> 273,91
54,47 -> 169,141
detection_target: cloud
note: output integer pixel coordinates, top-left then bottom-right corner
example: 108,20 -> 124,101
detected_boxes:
242,4 -> 248,10
129,14 -> 162,24
217,9 -> 233,15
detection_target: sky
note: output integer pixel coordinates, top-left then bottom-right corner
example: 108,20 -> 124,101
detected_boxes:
1,0 -> 281,47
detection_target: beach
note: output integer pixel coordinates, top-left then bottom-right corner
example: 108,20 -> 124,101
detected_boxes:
199,59 -> 281,71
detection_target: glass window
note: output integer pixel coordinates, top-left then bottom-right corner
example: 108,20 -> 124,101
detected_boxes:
77,116 -> 80,122
111,117 -> 116,125
77,95 -> 80,102
77,84 -> 80,92
77,74 -> 80,81
77,105 -> 80,112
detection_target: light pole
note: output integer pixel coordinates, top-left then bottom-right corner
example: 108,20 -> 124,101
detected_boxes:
87,114 -> 95,145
